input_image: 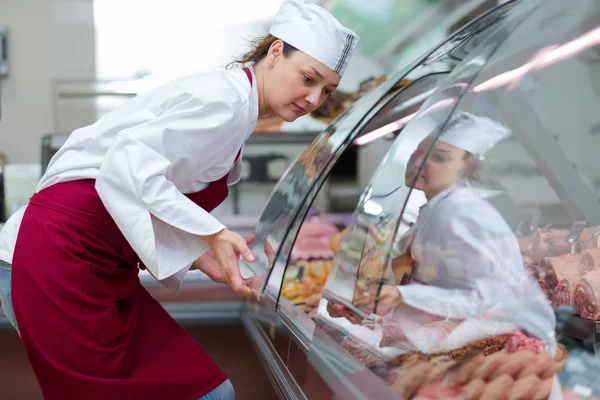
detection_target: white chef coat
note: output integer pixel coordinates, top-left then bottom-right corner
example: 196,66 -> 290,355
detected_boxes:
0,67 -> 258,293
396,182 -> 556,348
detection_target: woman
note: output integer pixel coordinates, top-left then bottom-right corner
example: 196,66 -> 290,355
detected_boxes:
0,1 -> 359,399
331,112 -> 555,349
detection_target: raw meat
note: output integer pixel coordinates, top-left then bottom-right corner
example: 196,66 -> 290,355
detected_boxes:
388,348 -> 563,400
340,337 -> 385,368
517,236 -> 534,257
504,331 -> 545,354
579,226 -> 599,251
547,254 -> 581,307
574,269 -> 600,320
380,321 -> 407,348
579,248 -> 600,276
290,221 -> 340,261
525,263 -> 558,299
531,229 -> 572,264
580,226 -> 598,242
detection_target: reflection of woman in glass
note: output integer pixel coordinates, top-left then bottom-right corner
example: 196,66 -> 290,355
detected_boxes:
364,112 -> 555,347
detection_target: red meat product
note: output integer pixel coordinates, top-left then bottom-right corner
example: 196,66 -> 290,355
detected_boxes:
525,263 -> 558,299
547,254 -> 582,307
579,226 -> 599,251
574,269 -> 600,320
380,321 -> 406,348
517,236 -> 534,257
580,226 -> 598,242
579,248 -> 600,276
413,383 -> 462,399
531,229 -> 572,265
504,331 -> 545,354
340,338 -> 384,367
290,221 -> 339,261
578,226 -> 598,251
380,319 -> 459,349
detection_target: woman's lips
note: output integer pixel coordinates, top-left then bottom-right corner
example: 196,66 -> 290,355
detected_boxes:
293,103 -> 307,113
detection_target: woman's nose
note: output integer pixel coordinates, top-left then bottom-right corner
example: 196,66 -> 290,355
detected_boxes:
304,88 -> 321,107
410,153 -> 424,171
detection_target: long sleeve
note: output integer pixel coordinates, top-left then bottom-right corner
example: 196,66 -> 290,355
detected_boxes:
401,189 -> 555,343
96,89 -> 252,290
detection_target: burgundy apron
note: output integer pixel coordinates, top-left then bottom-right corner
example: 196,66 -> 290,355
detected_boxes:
11,68 -> 253,400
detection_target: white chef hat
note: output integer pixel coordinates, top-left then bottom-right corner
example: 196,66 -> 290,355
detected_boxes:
269,0 -> 360,76
436,112 -> 510,158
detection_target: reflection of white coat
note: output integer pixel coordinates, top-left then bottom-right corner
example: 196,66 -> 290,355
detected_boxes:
0,67 -> 258,292
397,182 -> 556,347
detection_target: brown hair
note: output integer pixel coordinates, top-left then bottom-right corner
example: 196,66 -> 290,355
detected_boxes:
462,151 -> 481,184
227,34 -> 298,68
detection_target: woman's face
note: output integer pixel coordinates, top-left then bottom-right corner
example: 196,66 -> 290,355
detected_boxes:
407,137 -> 472,199
264,41 -> 341,122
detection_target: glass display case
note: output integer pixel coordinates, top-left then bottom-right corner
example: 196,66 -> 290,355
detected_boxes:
243,0 -> 600,398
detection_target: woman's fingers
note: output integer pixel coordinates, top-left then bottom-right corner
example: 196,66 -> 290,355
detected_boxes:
200,230 -> 254,296
244,234 -> 256,245
215,244 -> 253,296
233,234 -> 256,263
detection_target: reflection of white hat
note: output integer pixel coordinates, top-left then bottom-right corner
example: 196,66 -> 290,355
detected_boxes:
437,112 -> 510,157
269,0 -> 360,76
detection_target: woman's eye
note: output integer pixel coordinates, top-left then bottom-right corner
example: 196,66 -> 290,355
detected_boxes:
431,154 -> 446,163
303,75 -> 314,84
323,88 -> 333,95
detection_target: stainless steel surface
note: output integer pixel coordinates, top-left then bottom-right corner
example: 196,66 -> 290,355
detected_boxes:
242,314 -> 308,400
0,301 -> 244,330
162,302 -> 243,326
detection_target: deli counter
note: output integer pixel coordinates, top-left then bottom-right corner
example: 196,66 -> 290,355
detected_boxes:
238,0 -> 600,399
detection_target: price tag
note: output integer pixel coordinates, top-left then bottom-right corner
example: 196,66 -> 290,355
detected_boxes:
566,221 -> 587,243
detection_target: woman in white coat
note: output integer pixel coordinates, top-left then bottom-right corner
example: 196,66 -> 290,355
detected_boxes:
331,112 -> 555,349
0,1 -> 359,399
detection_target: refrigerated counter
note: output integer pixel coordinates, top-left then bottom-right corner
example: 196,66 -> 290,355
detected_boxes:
4,1 -> 600,398
237,0 -> 600,398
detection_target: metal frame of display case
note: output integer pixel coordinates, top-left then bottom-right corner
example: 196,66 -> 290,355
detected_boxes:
561,317 -> 600,355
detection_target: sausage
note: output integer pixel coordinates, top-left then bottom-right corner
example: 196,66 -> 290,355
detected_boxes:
425,359 -> 457,384
538,353 -> 559,380
480,374 -> 514,400
391,362 -> 433,399
495,351 -> 535,379
516,352 -> 552,380
450,353 -> 485,386
473,352 -> 509,381
414,383 -> 462,399
532,378 -> 553,400
462,379 -> 486,400
509,374 -> 542,400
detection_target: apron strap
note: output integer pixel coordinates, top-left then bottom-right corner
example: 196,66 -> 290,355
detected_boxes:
242,67 -> 253,87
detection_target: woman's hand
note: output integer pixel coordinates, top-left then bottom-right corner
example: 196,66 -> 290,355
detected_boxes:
354,284 -> 402,317
374,285 -> 402,316
326,300 -> 364,325
264,238 -> 276,266
197,230 -> 255,296
191,251 -> 225,283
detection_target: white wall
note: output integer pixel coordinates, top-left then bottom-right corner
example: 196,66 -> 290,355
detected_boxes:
0,0 -> 95,164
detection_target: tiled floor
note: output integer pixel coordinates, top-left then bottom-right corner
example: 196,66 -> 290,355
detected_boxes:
0,325 -> 278,400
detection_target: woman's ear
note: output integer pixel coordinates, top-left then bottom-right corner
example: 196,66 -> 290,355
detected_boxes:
267,40 -> 285,66
462,152 -> 480,182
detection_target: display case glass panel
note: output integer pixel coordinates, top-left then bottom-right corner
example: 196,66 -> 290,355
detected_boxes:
308,0 -> 600,398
